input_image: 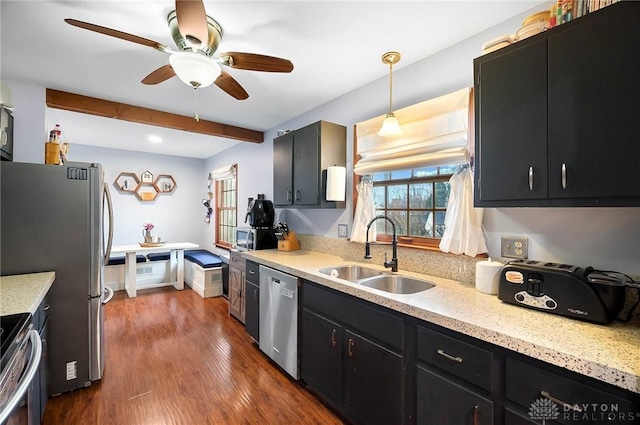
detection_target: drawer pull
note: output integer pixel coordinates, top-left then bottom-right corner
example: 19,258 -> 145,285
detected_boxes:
561,163 -> 567,189
437,349 -> 463,363
348,338 -> 354,357
43,304 -> 51,311
473,405 -> 478,425
331,329 -> 337,347
541,391 -> 582,412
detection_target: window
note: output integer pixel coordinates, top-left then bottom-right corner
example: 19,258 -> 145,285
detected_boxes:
372,165 -> 456,248
215,175 -> 236,249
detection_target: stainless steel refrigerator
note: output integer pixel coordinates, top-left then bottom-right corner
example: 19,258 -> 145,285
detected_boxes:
0,161 -> 114,395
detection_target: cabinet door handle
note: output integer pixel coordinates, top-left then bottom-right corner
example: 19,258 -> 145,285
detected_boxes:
473,405 -> 478,425
528,166 -> 534,191
561,163 -> 567,189
253,288 -> 259,301
286,190 -> 292,202
437,349 -> 463,363
331,329 -> 337,347
295,190 -> 301,201
348,338 -> 354,357
43,304 -> 51,311
541,391 -> 582,412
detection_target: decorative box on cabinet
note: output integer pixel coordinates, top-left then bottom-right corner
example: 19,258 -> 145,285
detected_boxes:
474,1 -> 640,207
273,121 -> 346,208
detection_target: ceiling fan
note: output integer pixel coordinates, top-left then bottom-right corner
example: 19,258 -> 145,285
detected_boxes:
65,0 -> 294,102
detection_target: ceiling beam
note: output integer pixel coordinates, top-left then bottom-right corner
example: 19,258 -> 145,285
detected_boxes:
45,89 -> 263,144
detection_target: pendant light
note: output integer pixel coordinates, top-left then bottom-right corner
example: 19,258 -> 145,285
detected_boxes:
378,51 -> 402,137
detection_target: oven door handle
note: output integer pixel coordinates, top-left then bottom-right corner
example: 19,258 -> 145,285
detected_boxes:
0,330 -> 42,424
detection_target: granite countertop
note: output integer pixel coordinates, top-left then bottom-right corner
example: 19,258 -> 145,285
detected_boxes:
0,272 -> 55,315
243,249 -> 640,394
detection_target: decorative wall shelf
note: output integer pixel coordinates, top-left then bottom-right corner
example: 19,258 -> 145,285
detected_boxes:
114,171 -> 177,202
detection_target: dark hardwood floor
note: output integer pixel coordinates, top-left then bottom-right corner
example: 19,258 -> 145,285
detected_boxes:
42,287 -> 346,425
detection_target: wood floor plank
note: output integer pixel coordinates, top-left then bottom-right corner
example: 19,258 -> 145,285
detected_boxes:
42,287 -> 346,425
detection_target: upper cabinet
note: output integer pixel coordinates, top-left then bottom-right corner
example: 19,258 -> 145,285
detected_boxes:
474,1 -> 640,207
273,121 -> 346,208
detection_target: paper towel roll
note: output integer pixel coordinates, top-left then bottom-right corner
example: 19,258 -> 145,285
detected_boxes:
475,259 -> 504,295
326,166 -> 346,201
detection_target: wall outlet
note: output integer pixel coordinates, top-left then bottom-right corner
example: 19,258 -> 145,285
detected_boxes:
338,224 -> 348,238
501,236 -> 528,259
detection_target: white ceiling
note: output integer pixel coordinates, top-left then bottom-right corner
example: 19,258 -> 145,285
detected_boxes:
1,1 -> 545,159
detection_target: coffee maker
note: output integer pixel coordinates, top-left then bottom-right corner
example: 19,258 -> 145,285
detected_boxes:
243,194 -> 277,250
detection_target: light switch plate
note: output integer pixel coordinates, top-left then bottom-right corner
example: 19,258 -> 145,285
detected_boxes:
338,224 -> 348,238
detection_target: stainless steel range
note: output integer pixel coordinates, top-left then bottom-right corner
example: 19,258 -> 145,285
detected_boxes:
0,313 -> 42,425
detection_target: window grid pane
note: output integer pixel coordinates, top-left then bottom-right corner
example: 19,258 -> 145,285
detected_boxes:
372,166 -> 454,241
215,171 -> 238,246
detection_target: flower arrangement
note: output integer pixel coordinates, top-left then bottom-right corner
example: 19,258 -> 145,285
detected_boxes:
143,221 -> 155,231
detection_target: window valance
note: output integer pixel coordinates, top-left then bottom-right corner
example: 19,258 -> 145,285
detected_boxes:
354,87 -> 471,175
210,164 -> 236,181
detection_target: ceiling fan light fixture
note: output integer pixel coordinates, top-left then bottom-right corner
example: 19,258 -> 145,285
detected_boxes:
378,51 -> 402,137
169,52 -> 221,88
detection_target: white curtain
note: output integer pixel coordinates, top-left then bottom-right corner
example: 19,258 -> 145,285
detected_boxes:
354,87 -> 471,175
210,164 -> 236,181
439,167 -> 487,257
350,177 -> 376,243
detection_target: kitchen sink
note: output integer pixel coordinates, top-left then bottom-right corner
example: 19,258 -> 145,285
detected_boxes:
358,275 -> 435,294
319,265 -> 384,282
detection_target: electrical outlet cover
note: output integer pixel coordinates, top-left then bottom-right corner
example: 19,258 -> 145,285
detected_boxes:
338,224 -> 348,238
501,236 -> 528,259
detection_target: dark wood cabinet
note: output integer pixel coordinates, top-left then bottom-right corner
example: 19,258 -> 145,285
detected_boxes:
300,308 -> 342,407
273,121 -> 346,208
417,366 -> 493,425
244,261 -> 260,342
228,252 -> 245,324
300,280 -> 405,425
504,357 -> 639,425
344,329 -> 404,425
474,1 -> 640,207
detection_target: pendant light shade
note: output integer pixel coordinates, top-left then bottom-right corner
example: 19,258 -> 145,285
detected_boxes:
378,51 -> 402,137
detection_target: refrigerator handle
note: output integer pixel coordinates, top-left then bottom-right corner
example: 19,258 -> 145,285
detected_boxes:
103,181 -> 114,266
102,286 -> 114,305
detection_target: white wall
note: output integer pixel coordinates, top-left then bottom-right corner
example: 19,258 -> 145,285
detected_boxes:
6,81 -> 47,163
210,6 -> 640,276
68,144 -> 207,247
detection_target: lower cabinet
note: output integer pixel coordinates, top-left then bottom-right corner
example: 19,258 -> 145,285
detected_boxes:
300,280 -> 405,425
417,366 -> 493,425
301,308 -> 342,407
228,252 -> 245,323
343,329 -> 403,425
295,276 -> 640,425
244,261 -> 260,342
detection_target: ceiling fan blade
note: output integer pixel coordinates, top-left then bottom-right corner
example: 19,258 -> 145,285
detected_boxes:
64,19 -> 170,52
175,0 -> 209,47
142,65 -> 176,85
219,52 -> 294,73
214,72 -> 249,100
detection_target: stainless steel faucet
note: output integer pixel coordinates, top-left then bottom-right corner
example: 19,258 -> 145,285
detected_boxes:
365,214 -> 398,272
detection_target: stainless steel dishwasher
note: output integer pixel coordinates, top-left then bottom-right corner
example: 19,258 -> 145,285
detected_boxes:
259,265 -> 300,379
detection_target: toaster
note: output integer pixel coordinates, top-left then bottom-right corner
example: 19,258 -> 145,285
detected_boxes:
497,260 -> 626,324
